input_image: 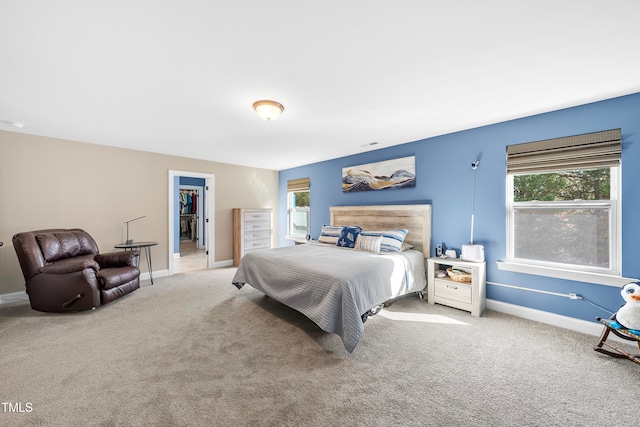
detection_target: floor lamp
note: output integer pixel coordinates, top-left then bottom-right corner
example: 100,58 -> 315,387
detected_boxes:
461,160 -> 485,262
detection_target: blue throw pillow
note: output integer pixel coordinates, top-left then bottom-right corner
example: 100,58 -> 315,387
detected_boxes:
337,225 -> 362,248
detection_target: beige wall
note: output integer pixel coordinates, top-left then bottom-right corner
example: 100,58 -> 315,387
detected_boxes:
0,131 -> 279,295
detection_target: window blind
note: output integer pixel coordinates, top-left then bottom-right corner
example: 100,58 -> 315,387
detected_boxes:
506,128 -> 621,174
287,177 -> 310,192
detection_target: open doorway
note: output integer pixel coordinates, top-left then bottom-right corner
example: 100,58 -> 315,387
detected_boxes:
168,171 -> 215,275
176,184 -> 205,273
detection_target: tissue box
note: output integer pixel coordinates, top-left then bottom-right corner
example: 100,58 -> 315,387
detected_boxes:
461,244 -> 485,262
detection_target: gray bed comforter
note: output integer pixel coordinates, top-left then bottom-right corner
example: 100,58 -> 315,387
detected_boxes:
232,242 -> 427,352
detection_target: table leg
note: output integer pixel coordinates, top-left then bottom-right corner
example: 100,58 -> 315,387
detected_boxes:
145,247 -> 154,284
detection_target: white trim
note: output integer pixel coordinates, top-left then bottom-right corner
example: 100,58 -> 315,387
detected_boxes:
486,298 -> 630,344
285,235 -> 307,244
505,166 -> 622,278
178,184 -> 205,250
496,261 -> 637,287
287,192 -> 310,238
487,280 -> 572,298
0,290 -> 28,304
214,259 -> 234,268
0,271 -> 171,304
139,269 -> 169,283
168,170 -> 215,276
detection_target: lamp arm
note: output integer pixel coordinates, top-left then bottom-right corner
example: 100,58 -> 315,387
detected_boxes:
123,216 -> 146,244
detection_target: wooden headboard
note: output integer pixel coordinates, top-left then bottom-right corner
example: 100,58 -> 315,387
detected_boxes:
330,204 -> 432,258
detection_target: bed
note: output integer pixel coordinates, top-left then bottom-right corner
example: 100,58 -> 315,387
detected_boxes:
232,204 -> 431,352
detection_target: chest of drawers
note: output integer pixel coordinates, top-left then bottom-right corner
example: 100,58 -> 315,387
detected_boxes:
233,208 -> 272,266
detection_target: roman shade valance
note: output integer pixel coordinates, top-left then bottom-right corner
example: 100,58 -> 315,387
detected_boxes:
506,128 -> 621,174
287,177 -> 310,192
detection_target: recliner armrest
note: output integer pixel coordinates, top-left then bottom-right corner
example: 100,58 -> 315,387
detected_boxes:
96,251 -> 139,268
39,258 -> 100,274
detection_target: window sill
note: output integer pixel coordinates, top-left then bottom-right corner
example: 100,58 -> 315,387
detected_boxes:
285,235 -> 308,244
496,261 -> 637,287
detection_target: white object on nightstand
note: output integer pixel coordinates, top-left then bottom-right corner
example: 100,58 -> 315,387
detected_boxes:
461,244 -> 485,262
427,257 -> 486,316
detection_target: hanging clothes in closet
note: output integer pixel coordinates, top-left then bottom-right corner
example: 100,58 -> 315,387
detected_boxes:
179,189 -> 198,242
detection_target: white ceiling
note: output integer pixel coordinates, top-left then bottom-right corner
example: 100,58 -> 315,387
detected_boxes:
1,1 -> 639,171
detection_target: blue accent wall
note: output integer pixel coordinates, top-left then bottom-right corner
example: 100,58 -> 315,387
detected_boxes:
278,92 -> 640,324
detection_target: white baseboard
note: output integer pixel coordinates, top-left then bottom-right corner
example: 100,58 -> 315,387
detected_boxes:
0,263 -> 231,300
140,269 -> 169,283
0,290 -> 29,304
0,272 -> 168,301
214,259 -> 234,268
486,299 -> 628,343
145,261 -> 233,281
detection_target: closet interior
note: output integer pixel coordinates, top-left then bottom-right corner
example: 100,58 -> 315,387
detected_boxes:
179,189 -> 198,243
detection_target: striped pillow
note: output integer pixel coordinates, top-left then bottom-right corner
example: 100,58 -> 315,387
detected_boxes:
360,229 -> 408,253
355,235 -> 382,253
318,225 -> 344,245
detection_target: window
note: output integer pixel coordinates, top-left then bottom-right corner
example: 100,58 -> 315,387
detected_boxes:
505,129 -> 622,277
286,178 -> 310,241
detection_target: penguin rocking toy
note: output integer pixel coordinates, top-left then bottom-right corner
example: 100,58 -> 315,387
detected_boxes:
615,282 -> 640,332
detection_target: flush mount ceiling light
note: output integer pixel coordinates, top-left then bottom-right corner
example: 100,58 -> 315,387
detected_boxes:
252,100 -> 284,121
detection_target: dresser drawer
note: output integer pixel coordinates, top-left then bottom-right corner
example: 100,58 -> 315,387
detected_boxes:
244,240 -> 271,254
244,237 -> 270,250
244,230 -> 270,243
434,279 -> 472,304
244,211 -> 271,222
244,223 -> 270,233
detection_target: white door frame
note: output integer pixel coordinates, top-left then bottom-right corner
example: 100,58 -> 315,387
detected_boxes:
168,170 -> 215,275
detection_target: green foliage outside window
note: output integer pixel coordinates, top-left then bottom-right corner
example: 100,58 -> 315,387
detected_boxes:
512,167 -> 612,269
513,168 -> 610,202
294,191 -> 310,207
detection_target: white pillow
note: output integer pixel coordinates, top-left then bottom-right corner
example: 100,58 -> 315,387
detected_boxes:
360,229 -> 408,253
401,242 -> 414,252
355,235 -> 382,253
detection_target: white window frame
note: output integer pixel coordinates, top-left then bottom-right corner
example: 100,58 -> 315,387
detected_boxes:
499,166 -> 625,286
285,190 -> 310,243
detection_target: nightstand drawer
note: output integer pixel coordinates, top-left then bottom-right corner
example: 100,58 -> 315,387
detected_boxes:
434,279 -> 472,304
427,258 -> 486,317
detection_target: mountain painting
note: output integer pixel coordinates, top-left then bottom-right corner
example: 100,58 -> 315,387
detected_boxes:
342,156 -> 416,192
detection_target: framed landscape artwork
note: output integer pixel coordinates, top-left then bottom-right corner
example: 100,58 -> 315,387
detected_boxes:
342,156 -> 416,192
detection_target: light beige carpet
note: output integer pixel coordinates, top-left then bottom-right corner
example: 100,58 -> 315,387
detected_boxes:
1,267 -> 638,426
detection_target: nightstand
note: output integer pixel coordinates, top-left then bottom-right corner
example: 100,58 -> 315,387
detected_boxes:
427,257 -> 486,316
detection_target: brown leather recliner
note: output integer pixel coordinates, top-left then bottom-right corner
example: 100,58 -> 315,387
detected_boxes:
12,229 -> 141,312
